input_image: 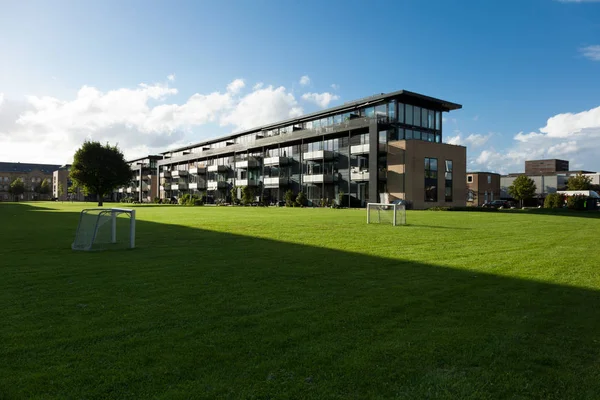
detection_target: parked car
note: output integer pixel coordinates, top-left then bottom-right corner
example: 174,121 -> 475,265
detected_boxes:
482,200 -> 511,209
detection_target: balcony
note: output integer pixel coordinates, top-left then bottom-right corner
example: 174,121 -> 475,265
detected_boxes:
264,177 -> 289,188
159,171 -> 171,178
188,182 -> 207,190
189,167 -> 206,175
303,174 -> 335,184
141,182 -> 150,191
207,165 -> 229,172
160,183 -> 171,190
171,183 -> 188,190
264,156 -> 290,166
171,170 -> 188,178
235,157 -> 260,169
351,169 -> 370,181
350,143 -> 387,155
236,178 -> 259,186
118,188 -> 125,193
126,187 -> 133,193
303,150 -> 334,161
134,174 -> 142,181
207,181 -> 229,190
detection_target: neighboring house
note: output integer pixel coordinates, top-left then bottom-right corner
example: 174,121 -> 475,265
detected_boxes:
52,165 -> 85,201
156,89 -> 467,209
466,172 -> 501,206
0,162 -> 60,201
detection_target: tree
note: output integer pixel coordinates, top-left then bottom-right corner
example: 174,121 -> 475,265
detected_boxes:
296,191 -> 307,207
284,190 -> 296,207
37,178 -> 51,197
70,141 -> 132,206
57,182 -> 64,202
241,186 -> 254,206
567,173 -> 592,191
508,175 -> 537,208
8,178 -> 25,201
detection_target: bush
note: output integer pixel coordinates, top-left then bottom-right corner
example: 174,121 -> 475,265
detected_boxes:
193,199 -> 204,206
153,196 -> 161,204
544,193 -> 564,209
296,191 -> 307,207
284,190 -> 296,207
428,206 -> 450,211
567,195 -> 587,210
178,194 -> 191,205
337,191 -> 345,207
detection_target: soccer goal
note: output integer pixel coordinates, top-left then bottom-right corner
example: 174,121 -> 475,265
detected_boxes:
367,203 -> 406,226
72,208 -> 136,251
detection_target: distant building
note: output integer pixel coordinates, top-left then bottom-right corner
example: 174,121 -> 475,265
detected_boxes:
0,162 -> 60,201
466,172 -> 501,206
501,159 -> 596,205
52,165 -> 85,201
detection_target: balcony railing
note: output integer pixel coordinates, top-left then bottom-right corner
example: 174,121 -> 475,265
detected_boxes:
235,158 -> 260,169
189,167 -> 207,175
171,183 -> 188,190
159,171 -> 171,178
303,174 -> 335,184
303,150 -> 334,161
160,183 -> 171,190
351,169 -> 369,181
171,170 -> 188,178
264,177 -> 289,188
263,156 -> 290,166
236,178 -> 259,186
188,182 -> 207,190
207,180 -> 229,190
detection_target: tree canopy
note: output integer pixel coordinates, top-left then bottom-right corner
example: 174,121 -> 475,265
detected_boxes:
70,141 -> 132,206
508,175 -> 537,206
9,178 -> 25,201
566,173 -> 592,191
36,178 -> 51,196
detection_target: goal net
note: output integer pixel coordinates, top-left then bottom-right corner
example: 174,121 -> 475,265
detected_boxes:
72,208 -> 136,251
367,203 -> 406,226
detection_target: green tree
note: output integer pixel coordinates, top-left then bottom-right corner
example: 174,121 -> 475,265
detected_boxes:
296,191 -> 307,207
241,186 -> 254,206
230,186 -> 239,205
8,178 -> 25,201
284,190 -> 296,207
508,175 -> 537,208
38,178 -> 51,196
567,173 -> 592,191
70,141 -> 132,206
57,182 -> 64,202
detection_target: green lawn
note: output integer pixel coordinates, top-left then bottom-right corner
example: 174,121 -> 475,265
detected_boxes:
1,202 -> 600,399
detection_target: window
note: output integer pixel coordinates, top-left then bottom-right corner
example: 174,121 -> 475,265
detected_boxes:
445,160 -> 453,202
375,104 -> 386,117
424,157 -> 438,202
467,175 -> 473,183
388,100 -> 396,121
467,191 -> 474,201
413,106 -> 421,127
487,175 -> 492,184
405,105 -> 413,125
436,111 -> 441,130
428,110 -> 434,129
398,103 -> 404,123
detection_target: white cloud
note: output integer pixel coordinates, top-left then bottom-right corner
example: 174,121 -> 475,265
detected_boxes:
0,78 -> 305,164
469,105 -> 600,174
301,92 -> 340,108
226,78 -> 245,94
331,83 -> 339,91
299,75 -> 310,86
167,74 -> 175,82
0,93 -> 4,108
221,85 -> 302,131
443,132 -> 491,147
580,45 -> 600,61
252,82 -> 264,90
445,135 -> 462,145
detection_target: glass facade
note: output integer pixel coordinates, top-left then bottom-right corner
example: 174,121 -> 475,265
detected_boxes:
425,157 -> 438,202
445,160 -> 453,202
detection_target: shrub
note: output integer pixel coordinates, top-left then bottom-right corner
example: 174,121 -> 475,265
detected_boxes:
567,195 -> 587,210
178,194 -> 191,205
337,191 -> 345,207
544,193 -> 564,209
284,190 -> 296,207
296,191 -> 307,207
428,206 -> 450,211
153,196 -> 161,204
241,186 -> 254,206
193,199 -> 204,206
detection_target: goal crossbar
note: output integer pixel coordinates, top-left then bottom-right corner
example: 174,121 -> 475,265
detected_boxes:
367,203 -> 406,226
72,208 -> 136,251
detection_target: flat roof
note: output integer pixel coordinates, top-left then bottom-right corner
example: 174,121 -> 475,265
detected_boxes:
162,89 -> 462,155
467,171 -> 501,175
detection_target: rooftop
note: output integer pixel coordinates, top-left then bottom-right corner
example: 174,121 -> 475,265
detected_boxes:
0,162 -> 62,174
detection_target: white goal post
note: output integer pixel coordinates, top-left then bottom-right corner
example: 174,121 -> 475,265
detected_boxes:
367,203 -> 406,226
72,208 -> 136,251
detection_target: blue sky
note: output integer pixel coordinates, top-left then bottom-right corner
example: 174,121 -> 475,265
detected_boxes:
1,0 -> 599,173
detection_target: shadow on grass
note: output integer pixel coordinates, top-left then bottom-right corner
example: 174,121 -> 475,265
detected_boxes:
1,203 -> 600,399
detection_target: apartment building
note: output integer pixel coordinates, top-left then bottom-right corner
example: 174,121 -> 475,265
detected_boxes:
52,165 -> 85,201
0,162 -> 60,201
157,90 -> 466,209
114,156 -> 161,202
466,172 -> 501,206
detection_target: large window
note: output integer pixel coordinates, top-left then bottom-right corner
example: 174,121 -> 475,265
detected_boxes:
425,157 -> 438,202
398,103 -> 404,123
405,105 -> 413,125
414,106 -> 422,127
445,160 -> 453,202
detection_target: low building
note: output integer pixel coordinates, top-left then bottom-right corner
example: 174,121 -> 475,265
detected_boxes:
466,172 -> 501,206
0,162 -> 60,201
52,165 -> 85,201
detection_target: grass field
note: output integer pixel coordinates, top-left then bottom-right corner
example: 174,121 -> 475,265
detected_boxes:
1,202 -> 600,399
